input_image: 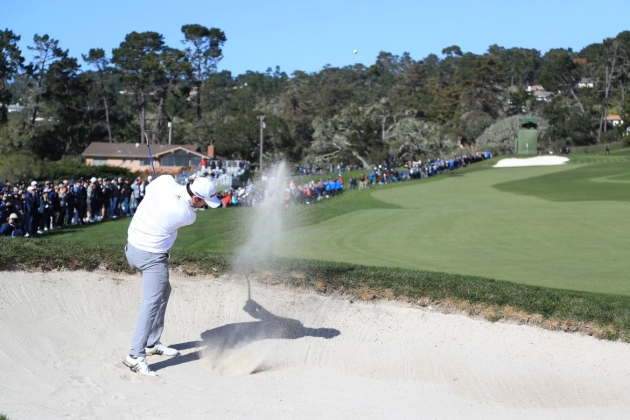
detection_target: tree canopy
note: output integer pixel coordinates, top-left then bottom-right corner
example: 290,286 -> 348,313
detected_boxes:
1,26 -> 630,172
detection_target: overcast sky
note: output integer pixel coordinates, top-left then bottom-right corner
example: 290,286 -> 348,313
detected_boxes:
4,0 -> 629,76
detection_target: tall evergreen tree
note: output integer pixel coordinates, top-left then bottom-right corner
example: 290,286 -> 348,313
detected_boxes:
26,34 -> 66,124
41,55 -> 89,157
0,29 -> 24,123
181,24 -> 226,121
82,48 -> 114,142
112,31 -> 164,143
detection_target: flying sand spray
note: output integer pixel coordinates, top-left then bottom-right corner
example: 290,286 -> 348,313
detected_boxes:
232,160 -> 290,275
235,160 -> 290,305
201,161 -> 293,374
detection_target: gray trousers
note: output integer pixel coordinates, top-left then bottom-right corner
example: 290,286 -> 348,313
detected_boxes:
125,243 -> 171,358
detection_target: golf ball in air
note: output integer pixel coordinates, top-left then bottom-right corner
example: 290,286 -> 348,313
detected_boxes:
353,49 -> 357,54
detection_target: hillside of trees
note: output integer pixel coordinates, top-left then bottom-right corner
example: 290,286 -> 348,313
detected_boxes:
1,26 -> 629,178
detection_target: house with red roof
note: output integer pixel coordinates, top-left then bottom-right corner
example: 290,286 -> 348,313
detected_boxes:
82,142 -> 218,174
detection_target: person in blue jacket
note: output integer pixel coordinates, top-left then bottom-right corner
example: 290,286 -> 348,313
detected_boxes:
24,185 -> 37,236
0,213 -> 25,237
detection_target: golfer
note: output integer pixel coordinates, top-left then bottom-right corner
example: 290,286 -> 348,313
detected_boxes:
123,175 -> 221,376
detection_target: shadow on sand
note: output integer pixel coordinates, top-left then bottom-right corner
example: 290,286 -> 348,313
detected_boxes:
150,299 -> 340,372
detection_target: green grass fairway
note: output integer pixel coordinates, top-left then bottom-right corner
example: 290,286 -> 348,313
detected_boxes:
43,153 -> 630,296
276,155 -> 630,295
43,207 -> 245,253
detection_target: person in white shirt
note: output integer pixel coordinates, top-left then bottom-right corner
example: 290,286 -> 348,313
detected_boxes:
123,175 -> 221,376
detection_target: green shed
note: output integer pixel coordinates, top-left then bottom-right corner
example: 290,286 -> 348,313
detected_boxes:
515,117 -> 539,155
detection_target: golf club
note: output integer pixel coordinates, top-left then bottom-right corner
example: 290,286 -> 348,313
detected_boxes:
143,131 -> 157,179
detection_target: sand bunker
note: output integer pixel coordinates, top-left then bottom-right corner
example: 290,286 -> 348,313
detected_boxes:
1,270 -> 630,419
493,155 -> 569,168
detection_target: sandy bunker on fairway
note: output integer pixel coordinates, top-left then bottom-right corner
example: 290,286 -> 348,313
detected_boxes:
493,155 -> 569,168
1,270 -> 630,419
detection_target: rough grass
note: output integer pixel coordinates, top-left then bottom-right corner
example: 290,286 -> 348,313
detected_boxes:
0,239 -> 230,274
3,239 -> 630,342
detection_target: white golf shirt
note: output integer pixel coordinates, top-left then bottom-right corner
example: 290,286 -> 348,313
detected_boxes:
127,175 -> 196,253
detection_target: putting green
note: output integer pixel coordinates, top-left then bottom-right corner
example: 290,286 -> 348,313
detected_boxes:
277,162 -> 630,295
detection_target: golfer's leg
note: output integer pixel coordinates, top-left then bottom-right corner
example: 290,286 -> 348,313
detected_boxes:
128,251 -> 169,358
147,271 -> 171,347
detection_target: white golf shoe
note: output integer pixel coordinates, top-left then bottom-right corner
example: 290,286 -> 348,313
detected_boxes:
145,342 -> 180,357
123,355 -> 158,376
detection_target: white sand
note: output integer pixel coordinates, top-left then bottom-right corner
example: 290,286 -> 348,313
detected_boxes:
493,156 -> 570,168
1,270 -> 629,419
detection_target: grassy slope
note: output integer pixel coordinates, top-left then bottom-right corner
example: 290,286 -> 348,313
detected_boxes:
44,206 -> 243,252
43,170 -> 400,251
276,154 -> 630,295
37,152 -> 630,296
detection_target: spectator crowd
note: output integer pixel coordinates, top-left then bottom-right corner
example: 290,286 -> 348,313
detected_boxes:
1,152 -> 491,237
0,176 -> 154,237
217,152 -> 492,208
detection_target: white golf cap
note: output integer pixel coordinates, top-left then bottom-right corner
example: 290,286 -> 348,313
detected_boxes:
190,177 -> 221,208
8,213 -> 18,219
90,177 -> 97,183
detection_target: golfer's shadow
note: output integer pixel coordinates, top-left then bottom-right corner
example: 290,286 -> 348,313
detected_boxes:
150,299 -> 340,372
